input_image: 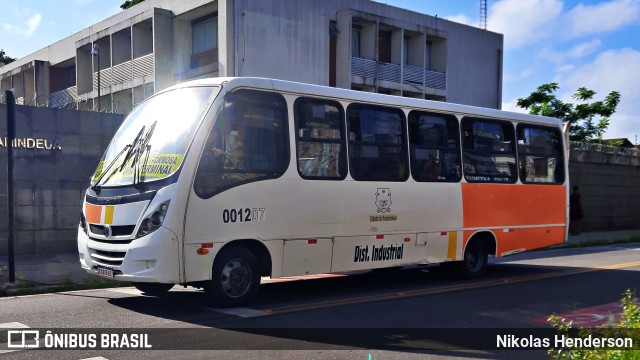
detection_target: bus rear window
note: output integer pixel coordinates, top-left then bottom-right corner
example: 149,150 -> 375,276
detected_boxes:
517,125 -> 564,184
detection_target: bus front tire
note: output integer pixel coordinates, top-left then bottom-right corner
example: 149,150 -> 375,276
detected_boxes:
458,240 -> 488,279
205,247 -> 260,307
134,282 -> 174,296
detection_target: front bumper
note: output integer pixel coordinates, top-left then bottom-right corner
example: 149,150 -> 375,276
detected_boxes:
78,226 -> 180,283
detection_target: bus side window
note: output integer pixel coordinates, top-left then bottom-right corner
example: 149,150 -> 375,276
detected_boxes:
461,118 -> 517,183
408,111 -> 461,182
194,89 -> 289,198
346,104 -> 408,182
294,98 -> 346,180
517,125 -> 564,184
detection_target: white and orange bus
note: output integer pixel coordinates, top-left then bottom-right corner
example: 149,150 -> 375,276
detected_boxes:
78,77 -> 568,306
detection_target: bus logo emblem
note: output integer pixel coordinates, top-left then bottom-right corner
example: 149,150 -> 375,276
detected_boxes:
103,225 -> 111,238
375,188 -> 392,213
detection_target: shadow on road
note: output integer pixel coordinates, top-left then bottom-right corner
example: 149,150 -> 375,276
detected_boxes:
104,257 -> 639,359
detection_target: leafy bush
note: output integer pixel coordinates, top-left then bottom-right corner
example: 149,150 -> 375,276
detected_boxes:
548,289 -> 639,359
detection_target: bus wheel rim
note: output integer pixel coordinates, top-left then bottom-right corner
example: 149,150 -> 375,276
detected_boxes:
220,259 -> 252,298
465,247 -> 481,272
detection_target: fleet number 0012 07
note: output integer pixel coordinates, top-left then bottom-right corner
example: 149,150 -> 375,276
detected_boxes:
222,208 -> 265,223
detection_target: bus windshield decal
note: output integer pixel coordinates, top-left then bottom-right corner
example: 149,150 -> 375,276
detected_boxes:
94,154 -> 184,182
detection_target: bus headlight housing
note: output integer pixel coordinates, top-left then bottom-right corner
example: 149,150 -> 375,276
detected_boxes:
80,212 -> 88,235
136,201 -> 170,238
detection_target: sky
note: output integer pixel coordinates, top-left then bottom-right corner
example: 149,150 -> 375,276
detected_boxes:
1,0 -> 639,142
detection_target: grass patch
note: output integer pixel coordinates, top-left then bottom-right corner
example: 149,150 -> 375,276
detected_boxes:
548,289 -> 640,359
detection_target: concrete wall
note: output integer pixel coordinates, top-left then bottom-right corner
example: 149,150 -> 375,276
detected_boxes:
444,23 -> 502,109
234,0 -> 330,85
569,150 -> 640,232
0,104 -> 124,255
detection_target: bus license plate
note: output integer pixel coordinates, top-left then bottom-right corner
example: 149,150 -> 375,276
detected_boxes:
97,265 -> 114,278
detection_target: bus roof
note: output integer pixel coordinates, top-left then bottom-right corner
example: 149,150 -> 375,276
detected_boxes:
161,77 -> 562,127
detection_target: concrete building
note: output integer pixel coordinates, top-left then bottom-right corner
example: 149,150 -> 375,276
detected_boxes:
0,0 -> 503,114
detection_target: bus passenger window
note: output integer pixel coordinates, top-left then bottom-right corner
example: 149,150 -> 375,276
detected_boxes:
408,111 -> 461,182
517,125 -> 564,184
294,98 -> 346,179
347,104 -> 408,182
194,89 -> 289,198
461,118 -> 517,183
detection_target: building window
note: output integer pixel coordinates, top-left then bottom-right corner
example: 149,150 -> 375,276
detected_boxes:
462,118 -> 517,183
403,37 -> 409,65
294,98 -> 346,180
352,27 -> 361,58
66,66 -> 76,87
408,111 -> 461,182
191,15 -> 218,68
347,104 -> 408,181
517,125 -> 564,184
425,41 -> 432,70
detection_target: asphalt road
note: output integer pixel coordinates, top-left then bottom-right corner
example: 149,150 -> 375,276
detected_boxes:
1,243 -> 639,360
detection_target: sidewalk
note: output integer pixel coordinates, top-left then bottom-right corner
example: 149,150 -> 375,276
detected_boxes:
1,229 -> 639,287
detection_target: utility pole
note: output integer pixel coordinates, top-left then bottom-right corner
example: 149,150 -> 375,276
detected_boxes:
5,90 -> 16,283
92,43 -> 101,112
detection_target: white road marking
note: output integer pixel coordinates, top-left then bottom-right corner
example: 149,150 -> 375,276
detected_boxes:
0,322 -> 29,329
0,322 -> 32,354
204,307 -> 267,318
106,287 -> 143,295
79,357 -> 109,360
261,273 -> 348,284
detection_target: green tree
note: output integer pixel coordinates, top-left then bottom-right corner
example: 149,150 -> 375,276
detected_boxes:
0,49 -> 16,65
516,82 -> 621,143
120,0 -> 145,10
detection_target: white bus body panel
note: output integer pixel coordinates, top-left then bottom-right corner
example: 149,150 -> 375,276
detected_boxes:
183,176 -> 462,282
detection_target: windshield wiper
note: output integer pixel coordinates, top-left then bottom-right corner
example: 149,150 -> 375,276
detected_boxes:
90,144 -> 131,190
118,125 -> 146,173
90,125 -> 146,190
132,121 -> 157,186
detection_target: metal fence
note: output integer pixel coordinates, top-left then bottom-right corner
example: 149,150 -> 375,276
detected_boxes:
351,57 -> 446,91
571,141 -> 640,156
0,91 -> 130,114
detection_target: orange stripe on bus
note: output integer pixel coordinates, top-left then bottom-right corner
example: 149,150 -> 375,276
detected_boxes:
462,183 -> 566,228
85,203 -> 102,223
463,226 -> 565,257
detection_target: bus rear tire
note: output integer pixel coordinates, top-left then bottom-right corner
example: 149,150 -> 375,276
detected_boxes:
205,246 -> 260,307
134,282 -> 174,296
458,240 -> 488,279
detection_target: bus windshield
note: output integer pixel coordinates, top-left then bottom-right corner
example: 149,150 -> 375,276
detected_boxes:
92,86 -> 219,187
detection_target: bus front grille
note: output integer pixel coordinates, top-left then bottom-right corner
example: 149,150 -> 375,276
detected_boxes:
89,224 -> 136,237
89,249 -> 127,267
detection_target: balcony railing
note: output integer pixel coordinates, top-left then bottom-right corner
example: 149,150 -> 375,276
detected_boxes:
351,57 -> 446,91
50,86 -> 78,108
425,70 -> 446,91
93,53 -> 154,91
133,53 -> 154,78
377,62 -> 401,83
351,57 -> 376,78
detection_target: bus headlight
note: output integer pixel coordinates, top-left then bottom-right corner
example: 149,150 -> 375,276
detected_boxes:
136,201 -> 170,238
80,212 -> 88,235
